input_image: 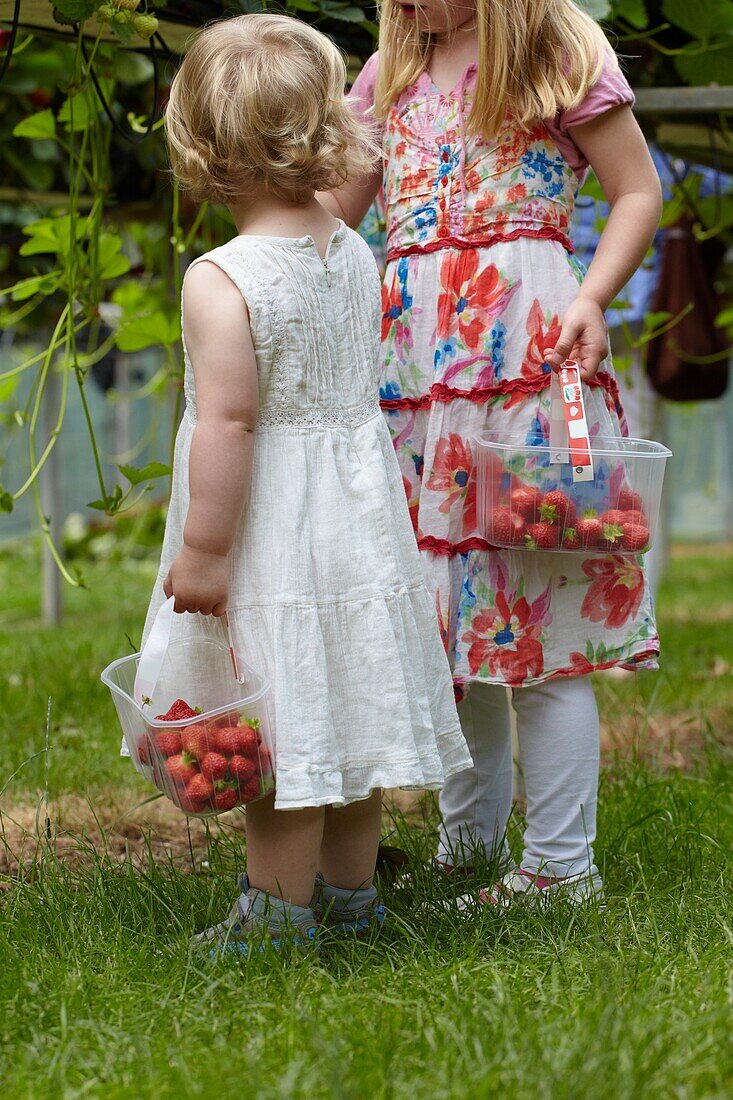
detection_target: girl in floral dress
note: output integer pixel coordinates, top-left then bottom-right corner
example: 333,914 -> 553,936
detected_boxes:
322,0 -> 662,905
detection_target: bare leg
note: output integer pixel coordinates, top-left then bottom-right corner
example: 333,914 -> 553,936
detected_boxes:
319,790 -> 382,890
245,792 -> 325,907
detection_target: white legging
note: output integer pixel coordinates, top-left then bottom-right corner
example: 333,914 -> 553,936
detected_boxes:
438,677 -> 600,881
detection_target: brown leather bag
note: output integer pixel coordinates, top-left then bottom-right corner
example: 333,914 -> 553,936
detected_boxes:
645,216 -> 729,401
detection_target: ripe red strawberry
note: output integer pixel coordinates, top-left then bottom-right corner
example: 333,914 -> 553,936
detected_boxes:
562,527 -> 581,550
599,509 -> 627,529
176,791 -> 208,815
186,773 -> 215,804
238,775 -> 263,803
490,506 -> 526,545
156,698 -> 200,722
229,754 -> 257,785
214,726 -> 242,757
576,517 -> 603,548
165,752 -> 198,786
621,522 -> 650,552
180,724 -> 211,760
526,521 -> 560,549
137,733 -> 153,765
213,785 -> 240,812
200,751 -> 228,781
618,488 -> 644,515
237,726 -> 260,758
511,486 -> 543,522
541,490 -> 576,527
154,730 -> 182,758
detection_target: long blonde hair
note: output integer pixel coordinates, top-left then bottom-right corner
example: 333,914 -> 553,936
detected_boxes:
375,0 -> 611,136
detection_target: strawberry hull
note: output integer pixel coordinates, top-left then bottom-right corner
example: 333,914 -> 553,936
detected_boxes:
475,432 -> 671,556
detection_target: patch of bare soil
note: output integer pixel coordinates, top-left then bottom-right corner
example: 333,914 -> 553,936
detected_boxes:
2,707 -> 729,888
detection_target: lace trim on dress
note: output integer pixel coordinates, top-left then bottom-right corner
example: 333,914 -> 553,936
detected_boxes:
257,397 -> 381,430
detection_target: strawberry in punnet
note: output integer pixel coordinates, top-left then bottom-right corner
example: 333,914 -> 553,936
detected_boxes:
180,724 -> 211,761
165,752 -> 198,786
177,791 -> 208,815
562,527 -> 581,550
238,725 -> 261,759
599,509 -> 627,529
214,726 -> 243,757
208,710 -> 239,731
212,783 -> 240,812
511,486 -> 543,522
155,698 -> 200,722
200,751 -> 228,781
137,734 -> 153,765
540,490 -> 576,528
490,506 -> 526,546
238,774 -> 263,803
526,521 -> 560,549
229,754 -> 257,785
621,521 -> 650,552
186,773 -> 215,805
154,730 -> 182,758
618,488 -> 645,516
576,517 -> 603,548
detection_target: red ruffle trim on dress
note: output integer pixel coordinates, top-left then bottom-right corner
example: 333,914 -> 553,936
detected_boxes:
386,226 -> 573,264
418,535 -> 494,556
381,371 -> 619,412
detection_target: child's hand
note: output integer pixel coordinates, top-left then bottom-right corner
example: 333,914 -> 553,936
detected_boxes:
543,296 -> 609,381
163,545 -> 229,616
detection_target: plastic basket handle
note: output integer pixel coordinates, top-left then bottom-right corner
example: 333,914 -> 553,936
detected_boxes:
134,595 -> 176,707
133,598 -> 244,708
549,360 -> 594,483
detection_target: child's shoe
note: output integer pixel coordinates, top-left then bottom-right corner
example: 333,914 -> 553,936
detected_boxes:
191,873 -> 318,956
457,868 -> 605,912
311,873 -> 385,935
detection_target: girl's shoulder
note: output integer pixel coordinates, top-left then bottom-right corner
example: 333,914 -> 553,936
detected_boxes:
546,51 -> 635,180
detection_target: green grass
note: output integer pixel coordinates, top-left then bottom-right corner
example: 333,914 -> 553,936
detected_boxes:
0,541 -> 732,1098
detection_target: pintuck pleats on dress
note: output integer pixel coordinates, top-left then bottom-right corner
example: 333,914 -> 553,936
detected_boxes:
377,70 -> 660,688
140,225 -> 472,809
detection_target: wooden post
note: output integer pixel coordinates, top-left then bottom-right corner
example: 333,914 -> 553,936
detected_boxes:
40,365 -> 62,626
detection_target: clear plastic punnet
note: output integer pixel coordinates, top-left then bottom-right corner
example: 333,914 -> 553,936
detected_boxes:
101,598 -> 274,816
475,431 -> 672,554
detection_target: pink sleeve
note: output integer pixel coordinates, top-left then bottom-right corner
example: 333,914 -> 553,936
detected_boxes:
547,53 -> 635,180
346,52 -> 382,140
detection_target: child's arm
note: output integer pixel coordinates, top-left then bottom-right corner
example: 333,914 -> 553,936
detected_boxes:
317,172 -> 382,228
544,106 -> 662,379
163,262 -> 259,616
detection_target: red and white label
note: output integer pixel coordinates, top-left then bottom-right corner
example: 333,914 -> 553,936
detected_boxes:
549,361 -> 594,482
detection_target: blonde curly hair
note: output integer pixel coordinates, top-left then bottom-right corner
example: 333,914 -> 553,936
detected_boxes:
166,13 -> 375,205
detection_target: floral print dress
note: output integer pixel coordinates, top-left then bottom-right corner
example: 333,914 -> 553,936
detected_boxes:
349,55 -> 660,688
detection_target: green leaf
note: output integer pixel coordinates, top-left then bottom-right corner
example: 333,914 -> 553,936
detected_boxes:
116,310 -> 181,352
0,489 -> 13,514
675,46 -> 733,86
662,0 -> 733,40
87,484 -> 123,513
112,51 -> 155,85
9,271 -> 62,302
20,215 -> 87,258
58,80 -> 114,131
643,310 -> 673,330
714,306 -> 733,328
0,375 -> 19,403
613,0 -> 647,29
53,0 -> 99,21
97,232 -> 131,280
118,462 -> 172,486
13,110 -> 56,140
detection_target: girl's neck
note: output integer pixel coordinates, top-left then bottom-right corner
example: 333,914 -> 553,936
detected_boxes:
228,194 -> 337,241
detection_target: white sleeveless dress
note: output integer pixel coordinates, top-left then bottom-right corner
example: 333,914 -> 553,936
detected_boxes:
138,223 -> 472,809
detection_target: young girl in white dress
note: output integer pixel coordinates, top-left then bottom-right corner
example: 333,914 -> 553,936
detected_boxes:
154,13 -> 471,950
